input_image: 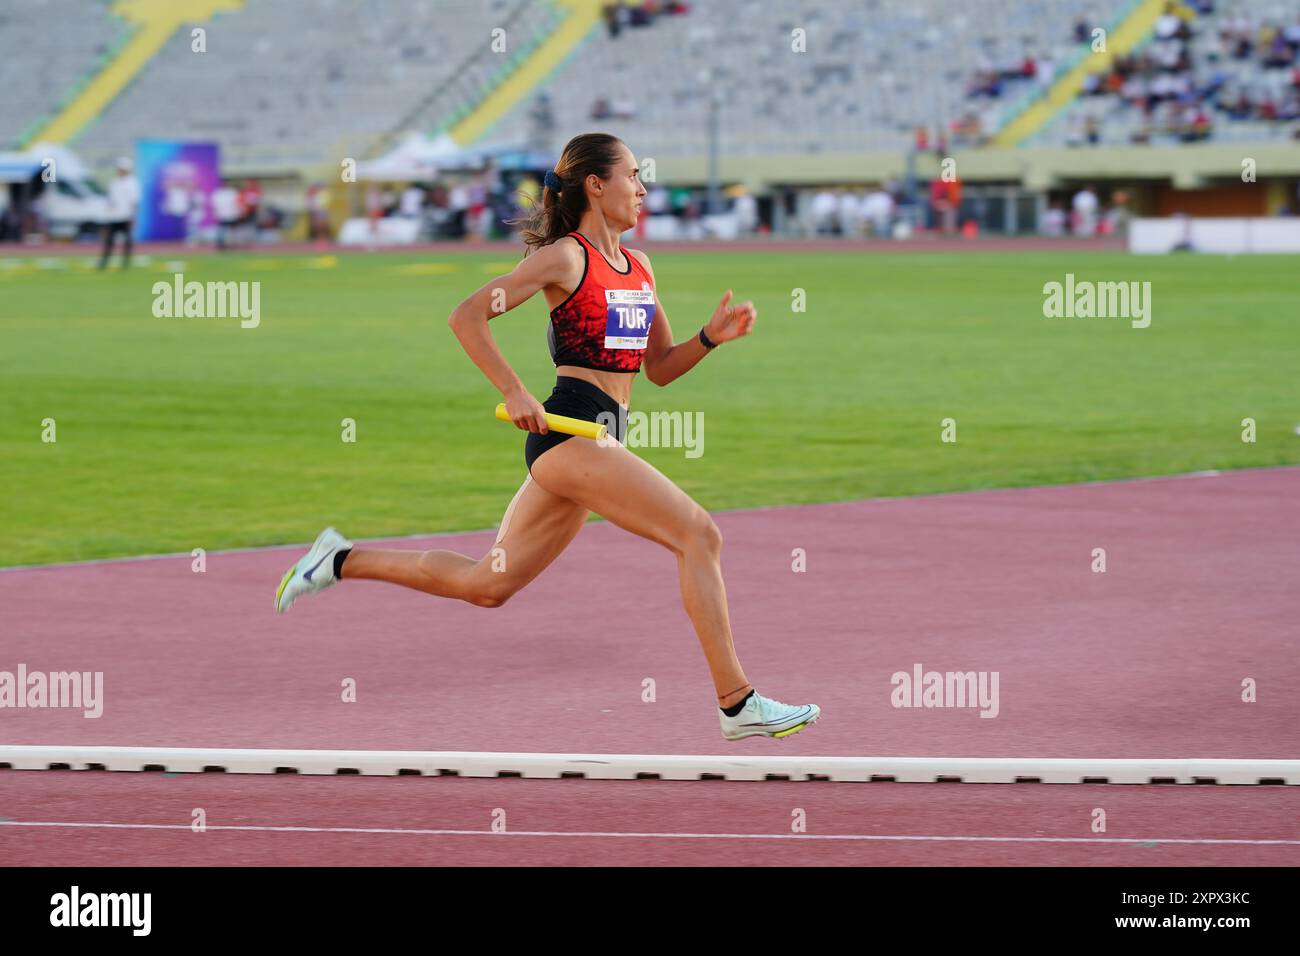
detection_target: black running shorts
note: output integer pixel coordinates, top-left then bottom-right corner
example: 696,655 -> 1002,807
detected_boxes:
523,376 -> 627,475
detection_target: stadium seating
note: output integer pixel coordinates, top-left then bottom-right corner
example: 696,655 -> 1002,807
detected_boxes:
477,0 -> 1134,155
1033,0 -> 1300,146
5,0 -> 1293,172
72,0 -> 534,169
0,0 -> 131,149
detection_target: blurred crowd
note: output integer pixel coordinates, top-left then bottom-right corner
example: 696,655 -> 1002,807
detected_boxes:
1041,184 -> 1131,238
804,184 -> 905,238
601,0 -> 691,38
358,172 -> 520,241
1077,1 -> 1300,143
965,1 -> 1300,145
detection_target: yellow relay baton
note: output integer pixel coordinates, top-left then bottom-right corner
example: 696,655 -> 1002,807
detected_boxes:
495,403 -> 608,441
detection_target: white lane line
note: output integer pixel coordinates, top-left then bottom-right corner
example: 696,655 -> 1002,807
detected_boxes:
0,530 -> 477,574
0,821 -> 1296,845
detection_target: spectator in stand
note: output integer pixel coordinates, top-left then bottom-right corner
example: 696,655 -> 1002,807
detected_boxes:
944,177 -> 962,234
836,189 -> 862,238
98,157 -> 140,270
364,183 -> 385,239
1285,16 -> 1300,49
1106,190 -> 1133,239
1155,2 -> 1192,41
1263,27 -> 1296,68
645,184 -> 669,228
811,189 -> 838,236
1182,104 -> 1213,140
307,182 -> 331,243
212,179 -> 243,250
680,193 -> 702,239
466,173 -> 489,240
238,179 -> 262,233
1065,113 -> 1087,147
933,129 -> 949,159
1035,55 -> 1056,92
602,2 -> 629,38
185,183 -> 205,245
952,112 -> 984,146
447,180 -> 470,238
628,0 -> 654,27
929,177 -> 949,233
1041,203 -> 1067,237
732,187 -> 758,237
399,183 -> 425,219
1072,184 -> 1100,237
862,186 -> 894,237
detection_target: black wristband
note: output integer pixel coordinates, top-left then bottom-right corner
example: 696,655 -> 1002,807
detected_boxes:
699,327 -> 718,350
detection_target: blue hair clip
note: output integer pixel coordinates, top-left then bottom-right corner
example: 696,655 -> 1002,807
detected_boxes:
544,170 -> 563,193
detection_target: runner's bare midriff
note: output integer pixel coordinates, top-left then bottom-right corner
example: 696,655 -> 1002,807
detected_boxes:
555,365 -> 634,408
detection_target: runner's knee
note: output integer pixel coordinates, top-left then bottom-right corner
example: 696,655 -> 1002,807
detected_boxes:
678,510 -> 722,558
463,567 -> 521,608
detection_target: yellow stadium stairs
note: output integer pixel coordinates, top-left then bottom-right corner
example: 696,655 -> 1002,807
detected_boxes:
448,0 -> 604,145
31,0 -> 244,145
992,0 -> 1168,148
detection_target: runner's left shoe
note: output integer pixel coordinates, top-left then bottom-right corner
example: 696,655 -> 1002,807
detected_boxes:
275,527 -> 352,614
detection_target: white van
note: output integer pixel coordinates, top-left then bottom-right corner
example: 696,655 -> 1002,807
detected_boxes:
0,144 -> 112,239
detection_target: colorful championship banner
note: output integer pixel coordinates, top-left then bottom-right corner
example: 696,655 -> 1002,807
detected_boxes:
133,140 -> 220,240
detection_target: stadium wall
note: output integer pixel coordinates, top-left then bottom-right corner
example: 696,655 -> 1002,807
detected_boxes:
656,142 -> 1300,192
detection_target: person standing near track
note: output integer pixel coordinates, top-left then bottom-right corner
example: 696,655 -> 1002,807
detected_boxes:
275,133 -> 819,741
98,157 -> 140,270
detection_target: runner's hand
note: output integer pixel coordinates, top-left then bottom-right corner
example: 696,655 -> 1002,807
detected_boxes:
705,290 -> 757,344
504,387 -> 548,434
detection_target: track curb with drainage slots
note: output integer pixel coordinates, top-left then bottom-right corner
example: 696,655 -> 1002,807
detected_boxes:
1,748 -> 1296,784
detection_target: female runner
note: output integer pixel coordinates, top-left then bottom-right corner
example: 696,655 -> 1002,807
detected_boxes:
276,133 -> 819,740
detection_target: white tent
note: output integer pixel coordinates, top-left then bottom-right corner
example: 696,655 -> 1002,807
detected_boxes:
354,132 -> 465,182
355,132 -> 556,181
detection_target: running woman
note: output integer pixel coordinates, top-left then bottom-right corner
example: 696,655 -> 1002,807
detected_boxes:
276,133 -> 819,741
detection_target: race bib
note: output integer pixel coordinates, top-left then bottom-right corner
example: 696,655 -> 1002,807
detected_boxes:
604,289 -> 656,349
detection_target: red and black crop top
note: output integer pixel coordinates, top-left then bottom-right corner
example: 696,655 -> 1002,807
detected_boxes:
547,231 -> 657,373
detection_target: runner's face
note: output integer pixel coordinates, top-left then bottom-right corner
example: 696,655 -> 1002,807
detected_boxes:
600,147 -> 646,231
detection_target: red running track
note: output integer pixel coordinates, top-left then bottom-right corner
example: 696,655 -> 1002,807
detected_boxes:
1,468 -> 1296,865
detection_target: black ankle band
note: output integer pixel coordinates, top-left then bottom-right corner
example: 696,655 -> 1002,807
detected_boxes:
720,689 -> 754,717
